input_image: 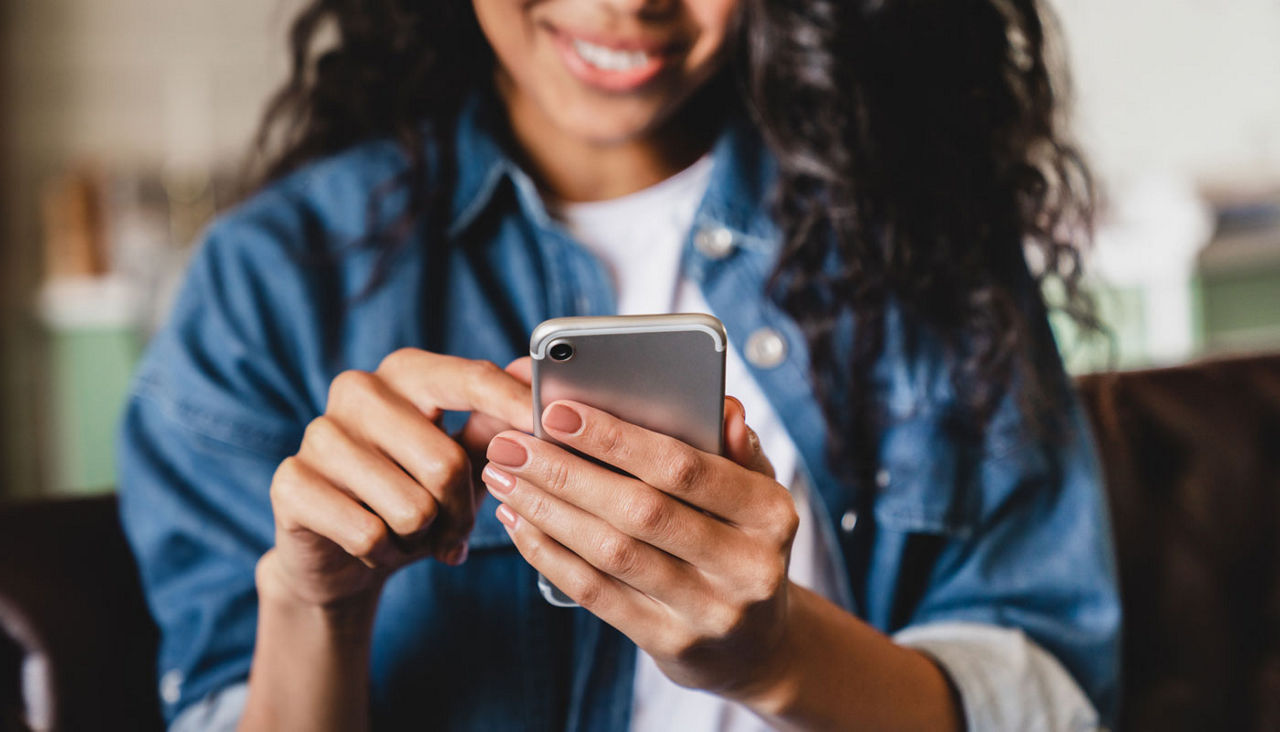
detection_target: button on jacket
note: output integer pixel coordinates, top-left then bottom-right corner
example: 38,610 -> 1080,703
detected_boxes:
117,92 -> 1121,729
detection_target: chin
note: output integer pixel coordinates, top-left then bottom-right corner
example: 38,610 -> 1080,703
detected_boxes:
553,99 -> 674,147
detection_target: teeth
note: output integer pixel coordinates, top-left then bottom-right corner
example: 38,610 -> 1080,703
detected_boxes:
571,38 -> 652,72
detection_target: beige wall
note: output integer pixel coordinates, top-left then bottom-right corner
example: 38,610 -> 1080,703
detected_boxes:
1052,0 -> 1280,185
1,0 -> 298,495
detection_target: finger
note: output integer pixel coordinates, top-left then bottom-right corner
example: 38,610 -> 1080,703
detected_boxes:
299,415 -> 456,557
375,350 -> 534,433
272,457 -> 402,569
494,502 -> 667,643
504,356 -> 532,384
723,397 -> 775,480
481,461 -> 704,605
486,431 -> 745,569
331,380 -> 476,557
457,356 -> 536,453
539,400 -> 778,524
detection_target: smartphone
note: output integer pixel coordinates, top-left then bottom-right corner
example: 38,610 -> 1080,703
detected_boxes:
529,314 -> 728,606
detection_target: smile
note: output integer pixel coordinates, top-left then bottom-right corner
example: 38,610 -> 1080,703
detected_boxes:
571,38 -> 653,72
548,26 -> 675,93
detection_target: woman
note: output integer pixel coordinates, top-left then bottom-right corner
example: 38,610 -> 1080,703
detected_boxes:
119,0 -> 1120,729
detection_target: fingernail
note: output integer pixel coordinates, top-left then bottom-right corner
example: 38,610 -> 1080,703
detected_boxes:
496,504 -> 519,529
728,396 -> 745,420
543,403 -> 583,434
443,541 -> 469,566
482,464 -> 515,495
488,436 -> 528,468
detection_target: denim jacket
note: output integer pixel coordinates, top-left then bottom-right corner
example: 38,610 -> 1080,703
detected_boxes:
118,92 -> 1121,730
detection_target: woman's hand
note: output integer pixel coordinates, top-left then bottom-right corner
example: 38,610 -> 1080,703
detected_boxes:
480,397 -> 801,700
259,350 -> 533,611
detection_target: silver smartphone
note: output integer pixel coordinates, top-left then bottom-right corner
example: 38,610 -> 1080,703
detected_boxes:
529,314 -> 728,607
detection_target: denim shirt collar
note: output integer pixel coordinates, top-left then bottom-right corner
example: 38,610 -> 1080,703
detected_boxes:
444,88 -> 780,253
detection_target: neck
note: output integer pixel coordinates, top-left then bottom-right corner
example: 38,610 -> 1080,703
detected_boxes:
497,75 -> 727,203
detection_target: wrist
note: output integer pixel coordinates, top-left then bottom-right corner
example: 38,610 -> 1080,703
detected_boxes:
255,550 -> 382,642
726,582 -> 806,719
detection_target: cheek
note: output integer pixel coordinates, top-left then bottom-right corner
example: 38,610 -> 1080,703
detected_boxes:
473,0 -> 538,73
684,0 -> 739,68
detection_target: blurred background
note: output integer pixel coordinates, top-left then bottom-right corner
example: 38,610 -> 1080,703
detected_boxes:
0,0 -> 1278,499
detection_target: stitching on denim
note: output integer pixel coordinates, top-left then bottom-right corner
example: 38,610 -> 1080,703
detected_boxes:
132,377 -> 302,457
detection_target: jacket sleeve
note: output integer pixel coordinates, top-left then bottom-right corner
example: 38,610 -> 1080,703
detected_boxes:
116,211 -> 316,724
857,302 -> 1122,729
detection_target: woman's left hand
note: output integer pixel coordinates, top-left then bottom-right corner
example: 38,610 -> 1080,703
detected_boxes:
481,395 -> 800,701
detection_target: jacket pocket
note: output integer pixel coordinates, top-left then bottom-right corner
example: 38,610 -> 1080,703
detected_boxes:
871,411 -> 978,539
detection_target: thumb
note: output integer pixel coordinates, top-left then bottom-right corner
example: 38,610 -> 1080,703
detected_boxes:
723,396 -> 775,480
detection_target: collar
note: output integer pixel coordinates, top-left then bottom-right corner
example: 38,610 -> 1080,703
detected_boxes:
444,88 -> 779,252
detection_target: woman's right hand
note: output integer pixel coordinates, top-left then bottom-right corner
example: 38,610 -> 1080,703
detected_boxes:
257,350 -> 533,611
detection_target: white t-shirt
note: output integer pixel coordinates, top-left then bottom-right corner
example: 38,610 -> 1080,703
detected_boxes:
556,155 -> 843,732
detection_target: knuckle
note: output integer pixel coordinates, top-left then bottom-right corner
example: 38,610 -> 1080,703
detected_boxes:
303,414 -> 342,450
541,458 -> 573,497
521,530 -> 546,565
468,358 -> 504,380
524,492 -> 556,526
592,420 -> 627,459
744,560 -> 787,605
595,533 -> 641,578
328,369 -> 375,408
622,493 -> 670,537
660,629 -> 703,662
272,456 -> 303,491
269,458 -> 305,512
703,600 -> 746,640
565,569 -> 605,610
662,450 -> 704,491
390,497 -> 436,536
348,519 -> 388,559
376,347 -> 416,375
464,359 -> 504,392
768,497 -> 800,547
732,542 -> 788,602
424,440 -> 469,483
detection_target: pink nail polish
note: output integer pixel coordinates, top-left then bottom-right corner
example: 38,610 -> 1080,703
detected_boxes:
488,436 -> 528,468
483,464 -> 516,495
543,403 -> 583,434
496,504 -> 519,528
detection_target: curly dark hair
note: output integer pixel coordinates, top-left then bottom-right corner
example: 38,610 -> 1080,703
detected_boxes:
253,0 -> 1098,486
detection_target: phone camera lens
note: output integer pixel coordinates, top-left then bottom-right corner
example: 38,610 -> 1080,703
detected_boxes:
549,341 -> 574,362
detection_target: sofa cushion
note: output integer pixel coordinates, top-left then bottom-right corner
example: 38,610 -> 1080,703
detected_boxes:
1077,354 -> 1280,731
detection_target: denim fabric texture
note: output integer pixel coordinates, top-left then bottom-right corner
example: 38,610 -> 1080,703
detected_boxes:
117,92 -> 1122,729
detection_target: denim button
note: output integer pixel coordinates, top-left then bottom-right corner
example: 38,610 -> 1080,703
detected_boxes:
840,510 -> 859,533
745,327 -> 787,369
694,226 -> 735,259
876,468 -> 891,489
160,669 -> 183,704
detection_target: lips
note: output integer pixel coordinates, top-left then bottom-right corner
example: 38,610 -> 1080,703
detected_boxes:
547,24 -> 681,93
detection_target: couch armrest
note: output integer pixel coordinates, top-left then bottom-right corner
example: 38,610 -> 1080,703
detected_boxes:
0,495 -> 163,731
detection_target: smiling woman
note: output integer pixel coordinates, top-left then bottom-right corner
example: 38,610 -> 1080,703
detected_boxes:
116,1 -> 1120,731
473,0 -> 738,202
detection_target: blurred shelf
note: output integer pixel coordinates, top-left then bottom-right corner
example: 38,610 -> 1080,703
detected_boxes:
1198,225 -> 1280,356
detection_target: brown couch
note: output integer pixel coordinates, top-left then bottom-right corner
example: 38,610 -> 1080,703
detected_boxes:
1,353 -> 1278,731
1076,354 -> 1280,731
